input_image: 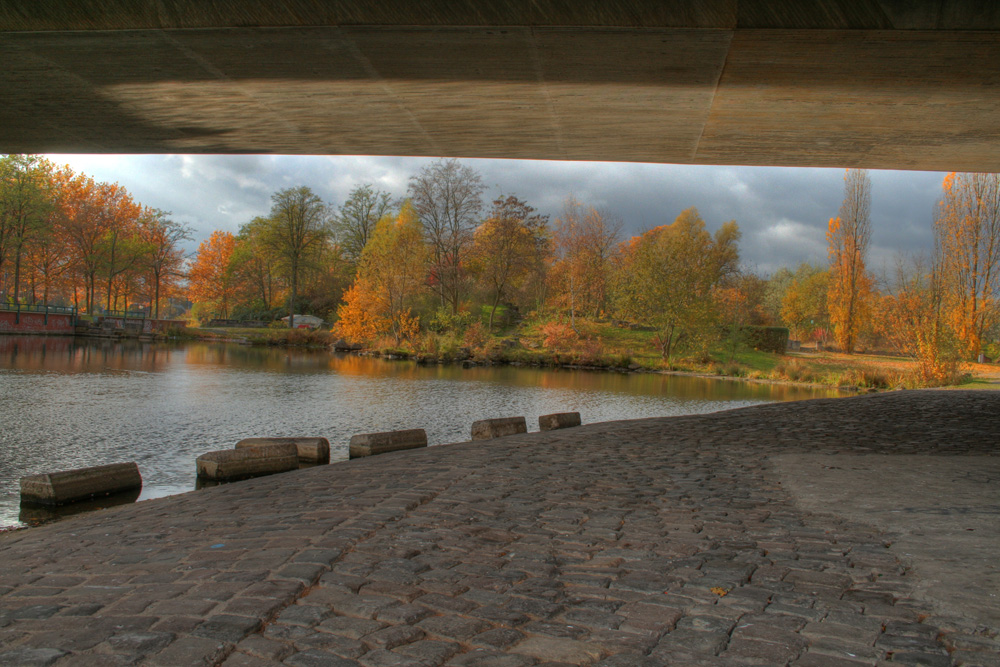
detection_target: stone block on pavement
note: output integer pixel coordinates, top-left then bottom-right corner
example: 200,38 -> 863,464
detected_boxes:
538,412 -> 582,431
471,416 -> 527,440
349,429 -> 427,459
20,462 -> 142,506
196,444 -> 298,481
235,437 -> 330,464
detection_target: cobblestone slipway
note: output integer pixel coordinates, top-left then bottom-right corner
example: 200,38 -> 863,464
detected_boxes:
1,390 -> 998,666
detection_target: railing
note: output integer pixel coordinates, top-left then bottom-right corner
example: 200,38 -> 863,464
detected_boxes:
0,302 -> 77,316
99,309 -> 148,320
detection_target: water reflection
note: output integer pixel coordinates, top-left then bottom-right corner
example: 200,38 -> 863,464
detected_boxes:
18,489 -> 141,525
0,336 -> 839,528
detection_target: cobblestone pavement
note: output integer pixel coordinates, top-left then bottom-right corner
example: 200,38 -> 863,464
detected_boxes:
1,390 -> 998,666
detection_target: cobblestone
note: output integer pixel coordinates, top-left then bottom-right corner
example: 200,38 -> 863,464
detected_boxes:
1,390 -> 998,665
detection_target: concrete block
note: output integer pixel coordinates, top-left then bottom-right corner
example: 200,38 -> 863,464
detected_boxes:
235,437 -> 330,464
196,443 -> 298,481
20,462 -> 142,506
539,412 -> 582,431
471,416 -> 527,440
349,429 -> 427,459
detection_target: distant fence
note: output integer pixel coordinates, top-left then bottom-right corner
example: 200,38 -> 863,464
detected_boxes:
206,319 -> 269,328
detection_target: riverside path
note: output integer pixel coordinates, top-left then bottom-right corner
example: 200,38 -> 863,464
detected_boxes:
0,390 -> 998,666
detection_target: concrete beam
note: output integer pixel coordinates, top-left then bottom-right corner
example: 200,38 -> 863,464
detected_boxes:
1,2 -> 998,171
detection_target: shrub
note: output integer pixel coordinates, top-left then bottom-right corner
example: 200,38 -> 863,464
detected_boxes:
740,326 -> 790,354
772,359 -> 817,383
540,321 -> 579,351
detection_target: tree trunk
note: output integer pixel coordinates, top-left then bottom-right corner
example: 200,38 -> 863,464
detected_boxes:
288,258 -> 297,329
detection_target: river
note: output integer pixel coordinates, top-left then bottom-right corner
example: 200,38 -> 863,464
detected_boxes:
0,335 -> 839,527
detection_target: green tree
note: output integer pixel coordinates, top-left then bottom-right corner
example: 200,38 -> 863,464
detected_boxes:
139,209 -> 190,319
778,263 -> 830,342
0,155 -> 53,303
614,208 -> 740,365
265,186 -> 331,329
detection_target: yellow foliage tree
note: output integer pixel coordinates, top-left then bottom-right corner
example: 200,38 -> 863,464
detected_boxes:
335,202 -> 426,345
613,208 -> 740,365
934,172 -> 1000,358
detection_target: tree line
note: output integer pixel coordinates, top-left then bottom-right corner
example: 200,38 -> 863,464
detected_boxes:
0,155 -> 190,317
5,154 -> 998,379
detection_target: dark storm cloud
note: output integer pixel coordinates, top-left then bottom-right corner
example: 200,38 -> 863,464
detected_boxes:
46,154 -> 949,274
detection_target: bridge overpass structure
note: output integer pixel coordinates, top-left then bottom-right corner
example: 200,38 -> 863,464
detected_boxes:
1,1 -> 999,172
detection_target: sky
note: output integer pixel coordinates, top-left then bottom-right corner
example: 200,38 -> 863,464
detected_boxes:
44,154 -> 949,276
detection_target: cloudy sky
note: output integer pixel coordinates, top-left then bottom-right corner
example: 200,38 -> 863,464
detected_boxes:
45,154 -> 948,275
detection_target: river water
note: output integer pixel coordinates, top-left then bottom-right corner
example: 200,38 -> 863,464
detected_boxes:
0,335 -> 839,527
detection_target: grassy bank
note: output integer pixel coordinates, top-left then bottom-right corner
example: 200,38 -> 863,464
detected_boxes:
172,326 -> 333,348
367,318 -> 982,390
177,319 -> 991,390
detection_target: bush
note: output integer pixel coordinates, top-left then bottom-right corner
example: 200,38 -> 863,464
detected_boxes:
772,359 -> 817,383
540,321 -> 579,351
740,326 -> 790,354
427,307 -> 475,334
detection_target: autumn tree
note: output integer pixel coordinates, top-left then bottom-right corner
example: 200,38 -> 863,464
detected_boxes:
336,203 -> 426,344
551,198 -> 623,326
469,195 -> 550,329
934,172 -> 1000,358
779,263 -> 830,342
188,230 -> 240,319
0,155 -> 53,303
53,170 -> 128,312
334,184 -> 394,263
408,159 -> 485,313
827,168 -> 873,353
876,254 -> 961,383
613,208 -> 740,365
93,188 -> 145,311
264,186 -> 331,328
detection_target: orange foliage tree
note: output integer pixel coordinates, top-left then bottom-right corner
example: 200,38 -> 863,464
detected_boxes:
188,230 -> 240,319
934,172 -> 1000,358
469,195 -> 549,329
827,169 -> 873,353
875,256 -> 962,384
335,203 -> 426,345
550,198 -> 622,326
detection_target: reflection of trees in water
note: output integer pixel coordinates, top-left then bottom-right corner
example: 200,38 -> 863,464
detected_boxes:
1,337 -> 837,404
0,336 -> 178,374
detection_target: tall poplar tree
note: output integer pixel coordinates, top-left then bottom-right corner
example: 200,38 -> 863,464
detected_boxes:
827,168 -> 872,353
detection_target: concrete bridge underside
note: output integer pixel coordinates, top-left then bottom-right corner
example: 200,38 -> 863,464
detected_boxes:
2,1 -> 1000,171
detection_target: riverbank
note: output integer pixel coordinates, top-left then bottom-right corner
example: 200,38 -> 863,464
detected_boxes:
1,391 -> 997,665
179,323 -> 992,391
